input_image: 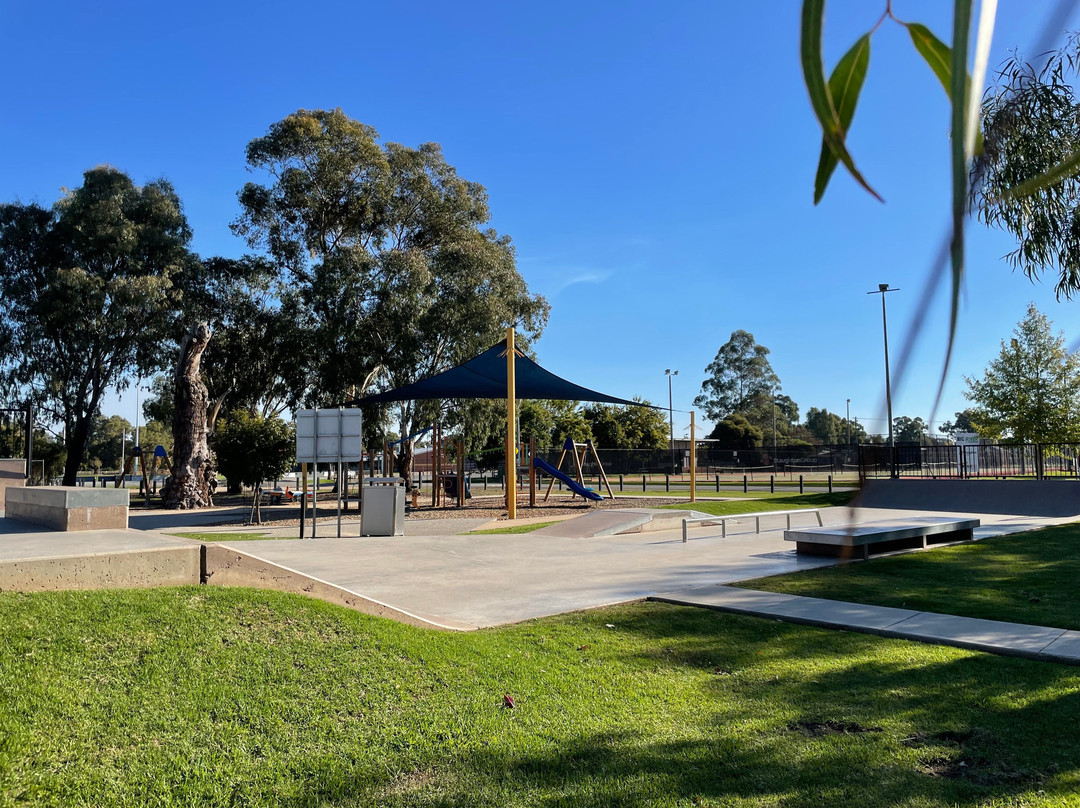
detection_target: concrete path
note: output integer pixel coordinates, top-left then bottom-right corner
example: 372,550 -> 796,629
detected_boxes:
213,505 -> 1078,629
651,584 -> 1080,665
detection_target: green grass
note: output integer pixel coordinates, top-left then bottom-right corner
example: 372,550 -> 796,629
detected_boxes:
659,491 -> 855,515
737,522 -> 1080,631
2,589 -> 1080,806
465,520 -> 560,535
168,531 -> 276,542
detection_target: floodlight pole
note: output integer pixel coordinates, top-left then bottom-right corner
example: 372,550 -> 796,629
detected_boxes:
868,284 -> 898,471
506,327 -> 517,520
665,369 -> 677,472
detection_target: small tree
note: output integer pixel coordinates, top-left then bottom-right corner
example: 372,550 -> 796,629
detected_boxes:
708,414 -> 763,449
964,304 -> 1080,443
212,412 -> 295,524
893,416 -> 929,445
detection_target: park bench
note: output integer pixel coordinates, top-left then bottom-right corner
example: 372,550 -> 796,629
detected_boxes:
784,517 -> 980,560
681,508 -> 824,542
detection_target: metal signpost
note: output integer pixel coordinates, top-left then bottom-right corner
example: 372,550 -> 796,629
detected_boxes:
295,408 -> 363,538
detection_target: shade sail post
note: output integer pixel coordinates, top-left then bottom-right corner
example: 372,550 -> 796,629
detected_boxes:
506,327 -> 517,519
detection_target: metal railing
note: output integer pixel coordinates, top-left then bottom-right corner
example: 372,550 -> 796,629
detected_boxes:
858,442 -> 1080,480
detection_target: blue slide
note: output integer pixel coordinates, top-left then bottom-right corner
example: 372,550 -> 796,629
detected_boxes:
533,456 -> 604,501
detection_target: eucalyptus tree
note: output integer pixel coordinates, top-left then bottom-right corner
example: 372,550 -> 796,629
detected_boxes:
0,167 -> 193,484
233,108 -> 548,486
694,330 -> 781,422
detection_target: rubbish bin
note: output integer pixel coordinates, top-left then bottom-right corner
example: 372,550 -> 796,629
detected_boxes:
361,477 -> 406,536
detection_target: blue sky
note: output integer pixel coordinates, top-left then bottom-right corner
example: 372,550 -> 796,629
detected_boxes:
2,1 -> 1078,439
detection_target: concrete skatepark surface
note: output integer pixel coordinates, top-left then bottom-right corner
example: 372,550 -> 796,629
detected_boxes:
205,505 -> 1075,628
1,494 -> 1078,638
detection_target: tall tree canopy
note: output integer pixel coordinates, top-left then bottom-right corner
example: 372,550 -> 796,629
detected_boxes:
694,331 -> 781,422
233,108 -> 548,485
977,37 -> 1080,299
965,303 -> 1080,443
0,166 -> 193,484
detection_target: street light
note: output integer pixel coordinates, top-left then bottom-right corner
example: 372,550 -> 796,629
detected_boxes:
665,369 -> 678,472
867,284 -> 899,447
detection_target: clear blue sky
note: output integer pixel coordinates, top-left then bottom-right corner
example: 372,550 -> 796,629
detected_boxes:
2,1 -> 1077,439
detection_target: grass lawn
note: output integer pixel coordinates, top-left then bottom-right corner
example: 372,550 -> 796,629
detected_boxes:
465,521 -> 560,535
168,531 -> 276,542
736,522 -> 1080,631
2,589 -> 1080,806
659,491 -> 854,515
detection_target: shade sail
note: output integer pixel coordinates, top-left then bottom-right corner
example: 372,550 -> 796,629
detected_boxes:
346,340 -> 653,407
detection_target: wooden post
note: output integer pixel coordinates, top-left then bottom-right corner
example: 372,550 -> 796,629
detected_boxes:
529,436 -> 537,507
689,411 -> 696,503
506,327 -> 516,519
457,440 -> 465,508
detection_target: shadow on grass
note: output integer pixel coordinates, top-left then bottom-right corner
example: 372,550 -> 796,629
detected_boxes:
275,605 -> 1080,808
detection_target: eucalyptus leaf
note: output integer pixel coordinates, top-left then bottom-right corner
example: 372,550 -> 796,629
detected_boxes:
814,34 -> 871,204
800,0 -> 881,202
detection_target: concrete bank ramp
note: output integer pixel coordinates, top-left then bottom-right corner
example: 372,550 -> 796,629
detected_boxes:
531,508 -> 709,539
857,479 -> 1080,517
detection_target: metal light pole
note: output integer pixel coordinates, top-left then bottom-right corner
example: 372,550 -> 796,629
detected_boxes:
846,398 -> 851,446
867,284 -> 899,447
665,369 -> 678,472
134,380 -> 142,477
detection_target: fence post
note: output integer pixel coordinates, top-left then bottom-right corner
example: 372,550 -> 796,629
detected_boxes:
828,474 -> 832,493
665,474 -> 670,492
715,476 -> 720,493
799,475 -> 804,494
642,474 -> 646,492
619,474 -> 624,492
770,475 -> 775,494
743,475 -> 747,494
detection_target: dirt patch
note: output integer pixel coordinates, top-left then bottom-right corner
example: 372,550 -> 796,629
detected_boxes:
907,728 -> 1047,786
788,720 -> 883,737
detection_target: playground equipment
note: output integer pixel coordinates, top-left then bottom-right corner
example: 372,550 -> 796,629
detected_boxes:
115,444 -> 173,506
538,437 -> 614,502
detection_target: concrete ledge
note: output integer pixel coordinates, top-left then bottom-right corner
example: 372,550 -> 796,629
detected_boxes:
0,545 -> 199,592
785,517 -> 979,559
856,478 -> 1080,516
203,544 -> 476,631
5,486 -> 129,531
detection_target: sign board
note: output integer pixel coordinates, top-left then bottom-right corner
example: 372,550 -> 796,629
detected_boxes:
295,408 -> 363,463
954,432 -> 979,474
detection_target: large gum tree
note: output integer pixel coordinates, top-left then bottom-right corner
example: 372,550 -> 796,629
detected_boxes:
0,167 -> 193,485
233,108 -> 548,488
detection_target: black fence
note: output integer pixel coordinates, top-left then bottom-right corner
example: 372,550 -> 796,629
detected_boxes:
858,443 -> 1080,480
530,444 -> 860,477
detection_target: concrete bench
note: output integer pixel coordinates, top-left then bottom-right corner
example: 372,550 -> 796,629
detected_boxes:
4,486 -> 129,531
681,508 -> 824,542
784,517 -> 980,560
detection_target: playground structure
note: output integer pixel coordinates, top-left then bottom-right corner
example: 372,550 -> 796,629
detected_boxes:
114,444 -> 173,506
348,328 -> 699,517
537,437 -> 612,503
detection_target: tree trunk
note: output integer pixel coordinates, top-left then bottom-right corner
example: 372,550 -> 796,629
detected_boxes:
397,438 -> 415,491
62,414 -> 93,486
163,323 -> 213,509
